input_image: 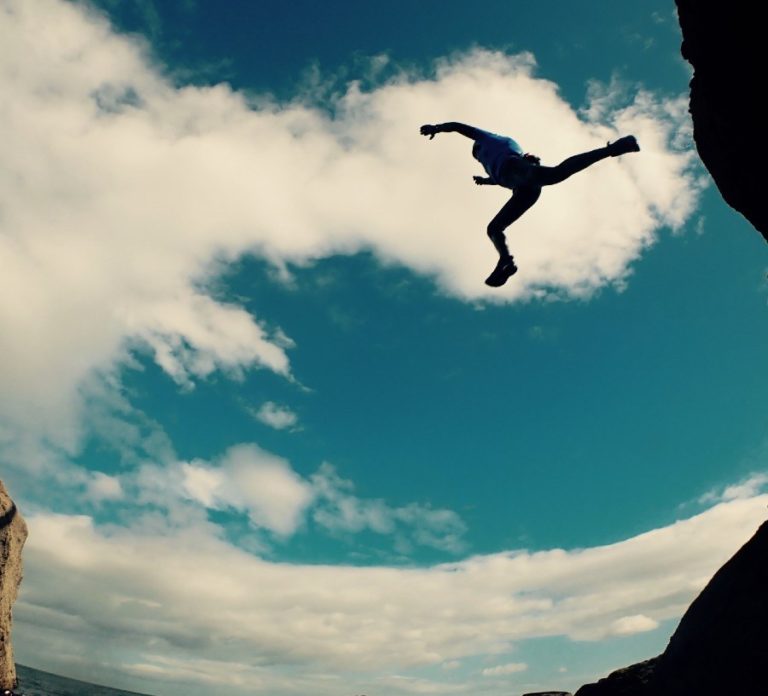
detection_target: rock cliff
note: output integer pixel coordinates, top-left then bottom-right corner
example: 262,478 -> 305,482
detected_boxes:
575,520 -> 768,695
675,0 -> 768,242
0,481 -> 27,691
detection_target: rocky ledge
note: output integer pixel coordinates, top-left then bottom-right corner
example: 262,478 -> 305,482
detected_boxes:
575,520 -> 768,695
675,0 -> 768,241
0,481 -> 27,691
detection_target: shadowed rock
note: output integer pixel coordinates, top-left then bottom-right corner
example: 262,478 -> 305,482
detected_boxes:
0,480 -> 27,691
676,0 -> 768,242
575,521 -> 768,695
574,659 -> 657,696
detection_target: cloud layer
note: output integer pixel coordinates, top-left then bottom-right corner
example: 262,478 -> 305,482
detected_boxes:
0,0 -> 700,461
15,492 -> 767,696
156,445 -> 467,550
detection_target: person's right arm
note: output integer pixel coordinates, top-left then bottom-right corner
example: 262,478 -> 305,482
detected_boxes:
420,122 -> 485,140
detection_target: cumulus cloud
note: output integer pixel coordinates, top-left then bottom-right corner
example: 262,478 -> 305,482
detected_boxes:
697,472 -> 768,505
14,494 -> 767,696
253,402 -> 299,430
608,614 -> 659,636
84,471 -> 124,503
311,462 -> 467,552
180,445 -> 314,536
312,462 -> 466,552
0,0 -> 700,463
481,662 -> 528,676
165,449 -> 467,550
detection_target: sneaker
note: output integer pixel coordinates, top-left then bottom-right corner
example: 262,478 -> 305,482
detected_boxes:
607,135 -> 640,157
485,257 -> 518,287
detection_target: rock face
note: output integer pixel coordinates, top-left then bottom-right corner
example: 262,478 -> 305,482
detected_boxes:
652,519 -> 768,694
675,0 -> 768,242
575,521 -> 768,695
0,481 -> 27,690
574,659 -> 657,696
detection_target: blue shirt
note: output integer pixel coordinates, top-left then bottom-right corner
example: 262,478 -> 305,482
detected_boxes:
472,130 -> 523,177
472,130 -> 530,189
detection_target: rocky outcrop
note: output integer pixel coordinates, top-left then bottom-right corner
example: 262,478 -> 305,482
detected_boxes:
574,659 -> 657,696
675,1 -> 768,242
0,481 -> 27,691
651,519 -> 768,694
575,521 -> 768,695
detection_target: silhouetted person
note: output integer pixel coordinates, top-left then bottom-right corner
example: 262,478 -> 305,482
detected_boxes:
420,122 -> 640,286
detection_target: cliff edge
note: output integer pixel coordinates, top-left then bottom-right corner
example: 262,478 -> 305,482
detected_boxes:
675,0 -> 768,242
0,481 -> 27,691
575,520 -> 768,695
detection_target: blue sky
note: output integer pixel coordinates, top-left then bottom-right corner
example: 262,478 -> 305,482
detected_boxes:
1,1 -> 766,695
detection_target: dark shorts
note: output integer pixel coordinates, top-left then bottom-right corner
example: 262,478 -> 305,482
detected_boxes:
497,156 -> 538,190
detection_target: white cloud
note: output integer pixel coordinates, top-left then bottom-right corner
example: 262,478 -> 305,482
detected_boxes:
180,463 -> 223,508
84,471 -> 123,502
698,472 -> 768,505
311,462 -> 467,552
482,662 -> 528,676
181,444 -> 314,536
254,402 -> 299,430
165,451 -> 468,551
608,614 -> 659,636
14,493 -> 767,696
0,0 -> 700,463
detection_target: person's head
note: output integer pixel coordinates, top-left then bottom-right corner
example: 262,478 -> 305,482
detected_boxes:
523,153 -> 541,165
472,141 -> 481,160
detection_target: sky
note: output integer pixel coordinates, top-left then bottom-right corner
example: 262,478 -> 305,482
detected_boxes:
1,1 -> 767,695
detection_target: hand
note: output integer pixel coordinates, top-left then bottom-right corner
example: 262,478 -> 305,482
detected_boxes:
420,124 -> 438,139
473,176 -> 488,185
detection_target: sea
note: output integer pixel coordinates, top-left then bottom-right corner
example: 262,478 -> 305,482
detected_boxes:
15,665 -> 153,696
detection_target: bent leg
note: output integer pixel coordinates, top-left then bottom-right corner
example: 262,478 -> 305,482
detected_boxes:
533,146 -> 611,186
487,186 -> 542,259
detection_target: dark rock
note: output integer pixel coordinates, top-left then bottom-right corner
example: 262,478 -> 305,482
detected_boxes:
574,658 -> 657,696
575,521 -> 768,695
675,1 -> 768,242
651,519 -> 768,695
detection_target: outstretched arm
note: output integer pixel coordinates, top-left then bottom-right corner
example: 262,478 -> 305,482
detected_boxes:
420,122 -> 485,140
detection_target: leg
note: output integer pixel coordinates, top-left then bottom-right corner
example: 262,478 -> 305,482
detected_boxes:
487,186 -> 542,259
533,146 -> 612,186
534,136 -> 640,186
484,186 -> 541,287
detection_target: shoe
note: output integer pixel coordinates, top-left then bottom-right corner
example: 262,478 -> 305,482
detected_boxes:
485,257 -> 518,287
607,135 -> 640,157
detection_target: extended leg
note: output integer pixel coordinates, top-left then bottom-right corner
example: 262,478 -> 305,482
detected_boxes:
534,135 -> 639,187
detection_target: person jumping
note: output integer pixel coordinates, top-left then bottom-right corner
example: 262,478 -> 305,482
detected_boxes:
419,122 -> 640,287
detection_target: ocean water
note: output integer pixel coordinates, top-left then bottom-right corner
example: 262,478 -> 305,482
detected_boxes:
15,665 -> 152,696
